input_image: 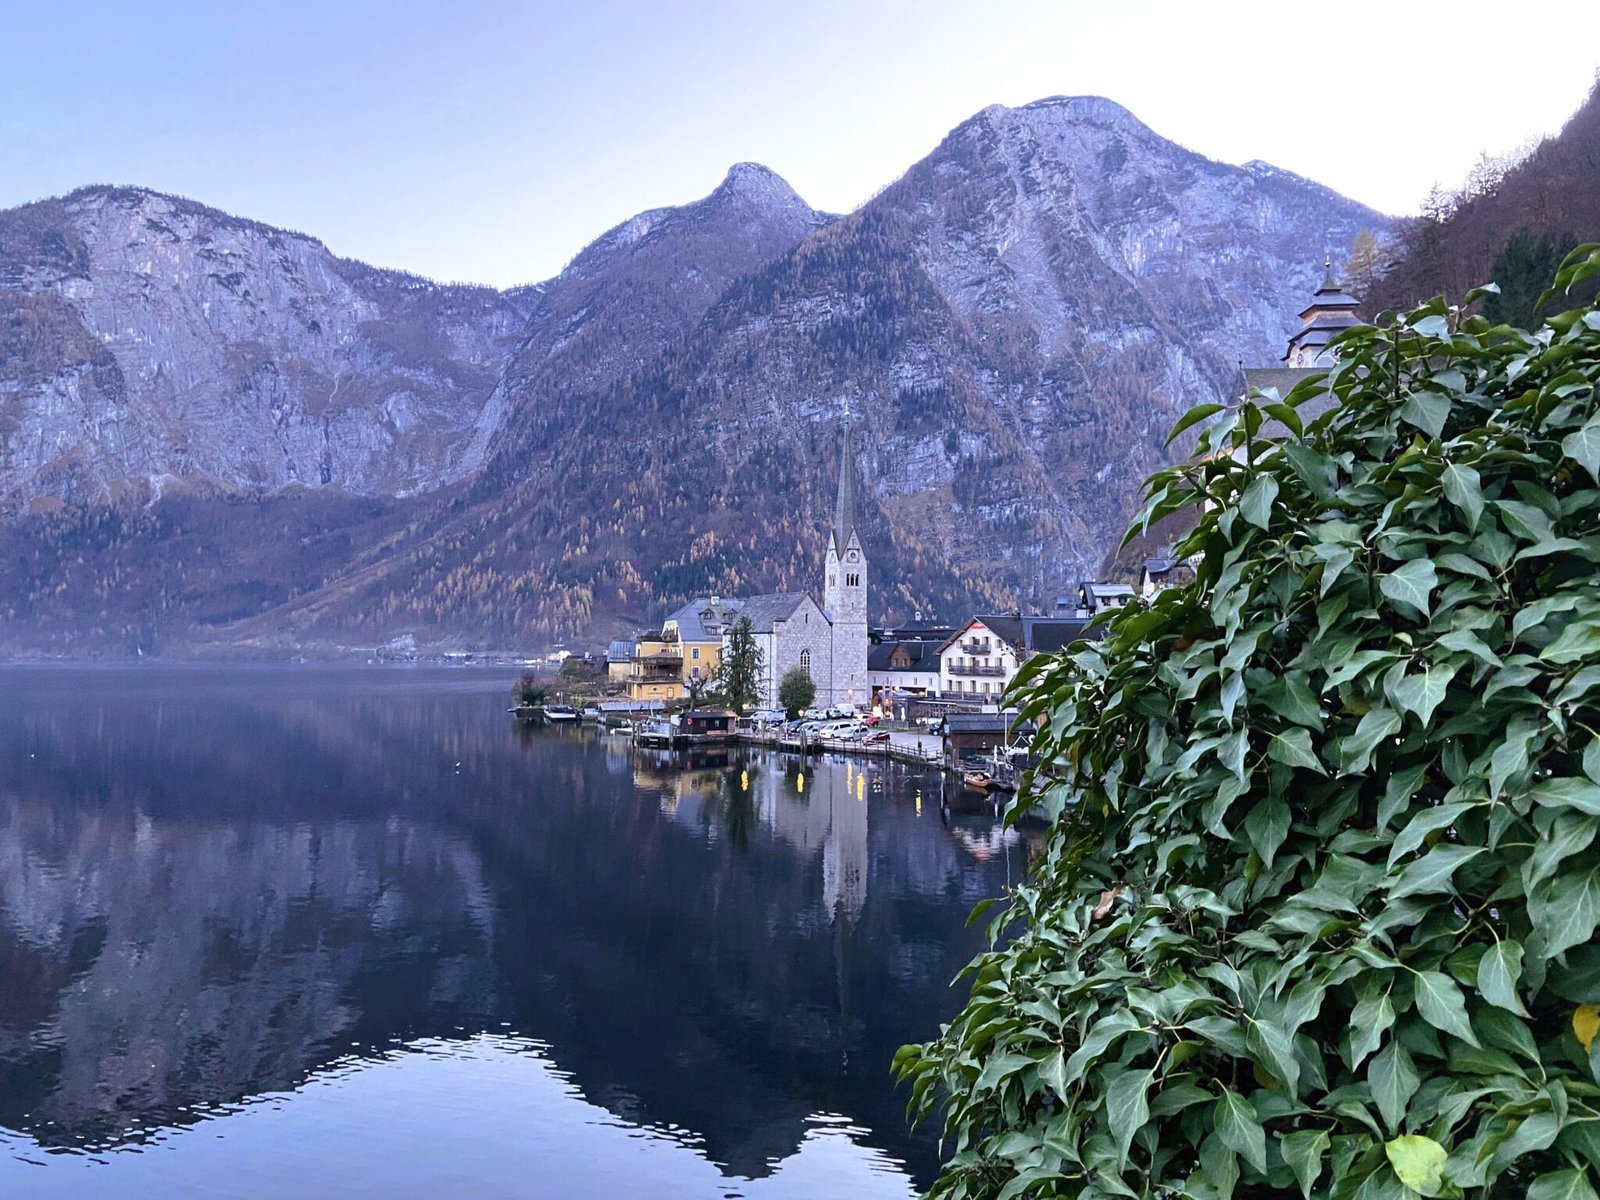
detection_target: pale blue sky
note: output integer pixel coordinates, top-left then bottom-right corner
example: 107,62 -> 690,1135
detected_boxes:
3,1 -> 1597,288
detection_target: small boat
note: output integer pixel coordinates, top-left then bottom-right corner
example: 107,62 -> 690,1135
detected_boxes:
580,706 -> 603,722
544,705 -> 579,722
962,771 -> 995,792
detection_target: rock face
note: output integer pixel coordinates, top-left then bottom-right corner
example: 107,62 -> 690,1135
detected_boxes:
467,96 -> 1384,620
0,98 -> 1387,653
0,186 -> 532,507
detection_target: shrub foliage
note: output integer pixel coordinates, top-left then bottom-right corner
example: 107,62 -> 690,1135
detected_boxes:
897,250 -> 1600,1200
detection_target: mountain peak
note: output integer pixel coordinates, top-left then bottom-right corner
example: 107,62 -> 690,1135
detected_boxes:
710,161 -> 810,212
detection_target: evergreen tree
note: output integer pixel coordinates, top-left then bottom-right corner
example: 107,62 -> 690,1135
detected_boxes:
777,666 -> 815,717
714,616 -> 762,715
1483,228 -> 1571,329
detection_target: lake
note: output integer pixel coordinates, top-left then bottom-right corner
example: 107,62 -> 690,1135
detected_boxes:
0,666 -> 1034,1199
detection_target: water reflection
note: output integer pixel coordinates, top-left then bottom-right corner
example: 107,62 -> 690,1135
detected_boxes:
0,668 -> 1036,1197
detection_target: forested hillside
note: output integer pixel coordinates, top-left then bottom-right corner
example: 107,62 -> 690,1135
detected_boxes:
1365,76 -> 1600,321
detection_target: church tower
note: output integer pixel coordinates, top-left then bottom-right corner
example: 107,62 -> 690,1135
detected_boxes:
1283,256 -> 1363,367
823,421 -> 870,709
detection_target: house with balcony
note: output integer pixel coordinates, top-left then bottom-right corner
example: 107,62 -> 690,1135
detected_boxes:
937,614 -> 1101,700
627,634 -> 687,703
663,596 -> 742,689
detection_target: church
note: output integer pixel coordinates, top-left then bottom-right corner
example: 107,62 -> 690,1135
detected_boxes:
658,429 -> 869,711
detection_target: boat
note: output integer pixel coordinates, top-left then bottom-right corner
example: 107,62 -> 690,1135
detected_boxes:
580,705 -> 603,722
962,771 -> 995,792
544,705 -> 579,722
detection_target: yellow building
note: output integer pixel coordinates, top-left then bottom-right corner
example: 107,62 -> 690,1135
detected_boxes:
625,597 -> 745,703
627,635 -> 685,703
662,596 -> 741,689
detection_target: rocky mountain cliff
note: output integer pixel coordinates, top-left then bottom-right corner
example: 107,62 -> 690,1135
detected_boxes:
0,97 -> 1385,655
0,186 -> 538,508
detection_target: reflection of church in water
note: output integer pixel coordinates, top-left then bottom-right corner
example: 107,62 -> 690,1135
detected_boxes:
652,754 -> 871,922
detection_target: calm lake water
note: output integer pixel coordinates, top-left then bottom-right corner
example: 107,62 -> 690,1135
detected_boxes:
0,666 -> 1034,1199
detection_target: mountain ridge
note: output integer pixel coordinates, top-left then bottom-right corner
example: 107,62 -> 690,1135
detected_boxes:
0,97 -> 1387,656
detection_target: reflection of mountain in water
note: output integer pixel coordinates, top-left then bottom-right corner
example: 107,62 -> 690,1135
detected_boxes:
0,669 -> 1030,1186
0,802 -> 499,1148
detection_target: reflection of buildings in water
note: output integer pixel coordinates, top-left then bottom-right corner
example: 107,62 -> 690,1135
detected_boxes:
940,820 -> 1027,862
0,799 -> 499,1148
751,757 -> 870,922
602,735 -> 633,776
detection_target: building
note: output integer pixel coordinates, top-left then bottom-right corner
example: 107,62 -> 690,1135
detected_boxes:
937,614 -> 1100,700
941,711 -> 1024,766
663,596 -> 741,688
1284,257 -> 1363,368
643,424 -> 871,712
606,639 -> 635,683
626,634 -> 685,703
867,638 -> 942,700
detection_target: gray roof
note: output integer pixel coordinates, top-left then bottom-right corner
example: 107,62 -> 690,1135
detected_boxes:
1242,367 -> 1320,400
833,424 -> 859,556
606,638 -> 634,663
738,592 -> 813,633
868,639 -> 939,672
944,712 -> 1020,734
666,596 -> 747,641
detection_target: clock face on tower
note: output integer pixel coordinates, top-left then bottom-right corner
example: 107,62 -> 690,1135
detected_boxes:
847,550 -> 859,563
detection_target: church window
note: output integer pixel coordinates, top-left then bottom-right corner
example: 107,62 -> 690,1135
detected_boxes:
800,649 -> 811,674
829,574 -> 836,587
846,573 -> 859,587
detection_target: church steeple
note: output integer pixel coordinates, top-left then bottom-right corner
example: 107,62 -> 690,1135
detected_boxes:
832,419 -> 858,556
822,411 -> 869,710
1283,253 -> 1363,366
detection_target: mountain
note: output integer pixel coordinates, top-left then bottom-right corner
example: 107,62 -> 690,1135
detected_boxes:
446,96 -> 1382,631
0,186 -> 534,508
0,98 -> 1386,656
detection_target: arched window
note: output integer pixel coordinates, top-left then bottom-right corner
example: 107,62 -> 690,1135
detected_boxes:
799,649 -> 811,674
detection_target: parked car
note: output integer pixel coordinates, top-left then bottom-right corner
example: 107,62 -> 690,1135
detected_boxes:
863,730 -> 891,746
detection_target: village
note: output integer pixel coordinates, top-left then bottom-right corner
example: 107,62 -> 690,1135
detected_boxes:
518,262 -> 1359,781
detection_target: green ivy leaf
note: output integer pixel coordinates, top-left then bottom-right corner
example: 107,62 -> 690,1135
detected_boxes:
1529,776 -> 1600,816
1401,388 -> 1450,439
1530,867 -> 1600,959
1369,1040 -> 1420,1133
1240,473 -> 1280,530
1385,662 -> 1459,726
1105,1066 -> 1152,1170
1337,706 -> 1402,775
1265,726 -> 1325,774
1440,461 -> 1484,530
1379,558 -> 1438,620
1561,413 -> 1600,481
1385,1134 -> 1448,1196
1281,1128 -> 1329,1199
1350,989 -> 1396,1069
1390,843 -> 1484,901
1477,939 -> 1530,1017
1413,970 -> 1480,1047
1527,1168 -> 1600,1200
1213,1089 -> 1267,1174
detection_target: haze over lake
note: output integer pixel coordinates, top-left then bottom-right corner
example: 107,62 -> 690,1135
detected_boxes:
0,666 -> 1032,1199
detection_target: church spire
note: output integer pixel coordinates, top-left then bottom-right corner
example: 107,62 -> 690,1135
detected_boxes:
832,415 -> 858,556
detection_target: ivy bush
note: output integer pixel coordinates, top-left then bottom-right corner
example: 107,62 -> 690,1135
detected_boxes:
897,249 -> 1600,1200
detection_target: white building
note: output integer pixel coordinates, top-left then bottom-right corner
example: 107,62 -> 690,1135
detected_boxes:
937,614 -> 1098,700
